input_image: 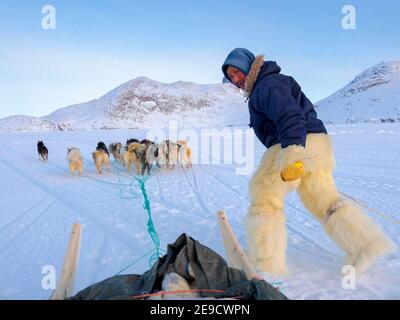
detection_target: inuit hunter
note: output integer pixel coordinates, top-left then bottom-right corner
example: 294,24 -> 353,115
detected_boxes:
222,48 -> 394,275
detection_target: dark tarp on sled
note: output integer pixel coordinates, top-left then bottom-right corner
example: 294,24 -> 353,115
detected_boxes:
69,233 -> 288,300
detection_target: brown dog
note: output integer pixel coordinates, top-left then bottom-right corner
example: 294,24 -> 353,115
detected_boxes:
92,150 -> 110,175
124,142 -> 146,174
67,147 -> 83,176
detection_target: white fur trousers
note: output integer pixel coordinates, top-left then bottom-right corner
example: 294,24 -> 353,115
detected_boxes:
246,133 -> 395,275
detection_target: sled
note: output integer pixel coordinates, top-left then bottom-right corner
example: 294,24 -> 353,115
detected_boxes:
216,210 -> 258,280
50,222 -> 82,300
49,212 -> 255,300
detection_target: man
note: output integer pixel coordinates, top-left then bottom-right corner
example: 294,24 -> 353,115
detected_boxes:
222,48 -> 394,274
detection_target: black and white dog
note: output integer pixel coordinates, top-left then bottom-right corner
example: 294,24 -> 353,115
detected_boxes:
96,141 -> 109,156
37,141 -> 48,161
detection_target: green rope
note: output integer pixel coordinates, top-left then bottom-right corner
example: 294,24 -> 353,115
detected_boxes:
114,248 -> 157,275
137,177 -> 165,266
112,160 -> 166,272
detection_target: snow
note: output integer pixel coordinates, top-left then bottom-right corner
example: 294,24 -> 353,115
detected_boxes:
0,123 -> 399,300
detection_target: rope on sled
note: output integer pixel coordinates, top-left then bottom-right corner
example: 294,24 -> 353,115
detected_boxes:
112,161 -> 166,273
131,289 -> 230,299
137,173 -> 165,265
114,248 -> 156,276
339,191 -> 400,225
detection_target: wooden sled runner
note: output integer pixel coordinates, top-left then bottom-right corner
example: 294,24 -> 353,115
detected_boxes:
50,222 -> 82,300
216,210 -> 259,280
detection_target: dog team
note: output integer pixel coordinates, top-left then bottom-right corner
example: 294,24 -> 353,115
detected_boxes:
37,138 -> 193,176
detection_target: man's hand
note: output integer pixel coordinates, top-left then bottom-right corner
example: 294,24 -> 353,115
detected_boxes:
281,161 -> 305,181
278,145 -> 315,181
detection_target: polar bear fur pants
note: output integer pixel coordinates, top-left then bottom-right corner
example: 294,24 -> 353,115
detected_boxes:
246,133 -> 395,275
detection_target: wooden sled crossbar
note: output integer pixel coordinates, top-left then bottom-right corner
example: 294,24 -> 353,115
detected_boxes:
216,211 -> 258,280
51,222 -> 82,300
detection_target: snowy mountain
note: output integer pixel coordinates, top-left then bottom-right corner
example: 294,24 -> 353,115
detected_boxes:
316,61 -> 400,123
44,77 -> 247,130
0,115 -> 71,132
2,61 -> 399,132
0,77 -> 247,132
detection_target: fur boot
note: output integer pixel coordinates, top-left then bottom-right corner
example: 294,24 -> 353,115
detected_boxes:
245,209 -> 288,275
324,200 -> 395,273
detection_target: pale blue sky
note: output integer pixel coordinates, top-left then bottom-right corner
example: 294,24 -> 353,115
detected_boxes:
0,0 -> 399,118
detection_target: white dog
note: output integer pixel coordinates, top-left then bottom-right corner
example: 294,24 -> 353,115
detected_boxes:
158,140 -> 179,170
177,140 -> 193,169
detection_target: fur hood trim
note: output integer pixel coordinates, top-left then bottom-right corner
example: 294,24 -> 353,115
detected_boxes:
244,55 -> 265,96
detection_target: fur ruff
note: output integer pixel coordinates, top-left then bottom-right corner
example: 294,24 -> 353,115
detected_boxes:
244,55 -> 265,96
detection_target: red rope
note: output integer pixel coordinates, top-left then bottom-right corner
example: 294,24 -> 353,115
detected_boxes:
132,289 -> 236,299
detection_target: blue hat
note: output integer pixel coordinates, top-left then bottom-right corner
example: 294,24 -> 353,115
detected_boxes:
222,48 -> 255,82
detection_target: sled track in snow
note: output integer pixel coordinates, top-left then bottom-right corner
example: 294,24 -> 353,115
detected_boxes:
180,166 -> 215,219
153,174 -> 193,216
196,165 -> 248,201
153,167 -> 248,242
335,174 -> 400,195
0,155 -> 140,251
0,196 -> 57,255
336,159 -> 400,171
0,194 -> 50,234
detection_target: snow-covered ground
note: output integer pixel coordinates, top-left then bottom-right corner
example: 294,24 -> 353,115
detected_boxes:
0,123 -> 399,300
